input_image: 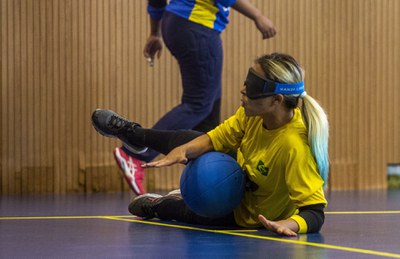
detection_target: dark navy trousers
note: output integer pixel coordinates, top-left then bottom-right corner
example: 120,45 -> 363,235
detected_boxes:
131,11 -> 223,162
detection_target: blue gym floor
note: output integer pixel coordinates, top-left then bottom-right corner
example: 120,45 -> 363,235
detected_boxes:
1,190 -> 400,258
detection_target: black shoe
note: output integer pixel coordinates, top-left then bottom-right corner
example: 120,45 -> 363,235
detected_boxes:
91,109 -> 148,154
128,193 -> 182,219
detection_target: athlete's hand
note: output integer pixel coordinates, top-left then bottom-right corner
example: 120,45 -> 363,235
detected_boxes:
143,35 -> 163,66
258,214 -> 298,237
254,15 -> 276,39
142,147 -> 188,168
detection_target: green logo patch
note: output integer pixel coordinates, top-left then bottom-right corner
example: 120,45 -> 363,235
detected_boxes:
256,160 -> 269,176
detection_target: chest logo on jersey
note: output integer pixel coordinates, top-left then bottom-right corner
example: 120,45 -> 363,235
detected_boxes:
256,161 -> 269,176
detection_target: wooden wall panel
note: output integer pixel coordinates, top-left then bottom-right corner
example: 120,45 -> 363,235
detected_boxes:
1,0 -> 399,194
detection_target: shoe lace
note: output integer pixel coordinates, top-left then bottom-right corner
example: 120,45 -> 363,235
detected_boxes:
142,203 -> 156,218
127,159 -> 136,173
107,115 -> 134,131
141,198 -> 159,218
142,196 -> 181,218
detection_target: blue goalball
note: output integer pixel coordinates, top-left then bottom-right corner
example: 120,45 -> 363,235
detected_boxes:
180,152 -> 245,219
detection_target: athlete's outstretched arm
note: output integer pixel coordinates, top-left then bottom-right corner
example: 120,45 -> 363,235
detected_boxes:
143,134 -> 214,168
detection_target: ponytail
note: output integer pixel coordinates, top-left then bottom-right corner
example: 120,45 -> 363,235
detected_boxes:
301,95 -> 330,185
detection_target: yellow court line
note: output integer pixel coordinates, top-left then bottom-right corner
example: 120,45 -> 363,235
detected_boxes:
104,216 -> 400,259
104,216 -> 257,232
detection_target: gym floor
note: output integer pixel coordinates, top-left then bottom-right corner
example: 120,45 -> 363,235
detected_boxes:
1,190 -> 400,258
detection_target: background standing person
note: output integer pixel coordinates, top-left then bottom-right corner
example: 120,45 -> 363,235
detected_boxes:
112,0 -> 277,195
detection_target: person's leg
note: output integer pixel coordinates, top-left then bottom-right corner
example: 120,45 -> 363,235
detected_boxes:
92,109 -> 204,156
111,12 -> 223,194
128,193 -> 238,227
193,98 -> 221,133
92,109 -> 205,194
118,12 -> 223,164
125,128 -> 204,156
156,198 -> 237,227
117,127 -> 204,178
154,12 -> 223,132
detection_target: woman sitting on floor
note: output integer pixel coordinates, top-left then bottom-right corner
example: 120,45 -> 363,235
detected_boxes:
92,52 -> 329,236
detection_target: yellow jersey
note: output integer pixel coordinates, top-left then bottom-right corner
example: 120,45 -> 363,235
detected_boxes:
207,107 -> 327,229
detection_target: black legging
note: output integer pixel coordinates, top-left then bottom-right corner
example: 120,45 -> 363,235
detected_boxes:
126,128 -> 238,227
131,128 -> 204,156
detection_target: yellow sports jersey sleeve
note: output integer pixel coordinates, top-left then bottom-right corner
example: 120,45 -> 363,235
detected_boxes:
207,107 -> 247,153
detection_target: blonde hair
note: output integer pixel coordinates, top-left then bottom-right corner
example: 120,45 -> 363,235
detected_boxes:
256,53 -> 330,185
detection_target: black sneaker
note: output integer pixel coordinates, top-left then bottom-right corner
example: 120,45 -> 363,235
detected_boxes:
128,193 -> 182,219
91,109 -> 148,154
